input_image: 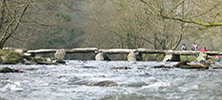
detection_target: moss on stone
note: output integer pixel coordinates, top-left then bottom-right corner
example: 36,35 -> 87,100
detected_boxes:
0,67 -> 24,73
37,61 -> 58,65
0,67 -> 15,73
3,52 -> 24,64
31,56 -> 46,62
204,63 -> 211,67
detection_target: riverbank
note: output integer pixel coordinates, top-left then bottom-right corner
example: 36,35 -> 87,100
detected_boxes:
0,49 -> 65,65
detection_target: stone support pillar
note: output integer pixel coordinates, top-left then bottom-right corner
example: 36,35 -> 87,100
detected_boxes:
95,52 -> 110,61
163,54 -> 180,62
54,49 -> 66,60
196,52 -> 208,62
127,51 -> 137,61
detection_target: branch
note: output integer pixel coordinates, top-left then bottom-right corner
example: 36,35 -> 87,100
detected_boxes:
14,3 -> 29,31
162,16 -> 222,27
0,19 -> 15,43
109,30 -> 154,45
140,0 -> 222,27
190,1 -> 222,18
166,0 -> 185,16
60,1 -> 79,12
0,3 -> 29,46
139,0 -> 160,16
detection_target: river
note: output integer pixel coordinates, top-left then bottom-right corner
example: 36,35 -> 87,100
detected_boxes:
0,60 -> 222,100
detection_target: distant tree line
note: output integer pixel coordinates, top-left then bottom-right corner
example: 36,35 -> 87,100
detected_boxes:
1,0 -> 222,51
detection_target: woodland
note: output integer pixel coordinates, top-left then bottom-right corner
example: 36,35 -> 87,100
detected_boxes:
1,0 -> 222,51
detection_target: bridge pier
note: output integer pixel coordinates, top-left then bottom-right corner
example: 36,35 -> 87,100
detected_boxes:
127,51 -> 137,61
127,51 -> 142,61
95,52 -> 110,61
196,52 -> 208,62
95,51 -> 141,61
163,54 -> 180,62
54,49 -> 66,60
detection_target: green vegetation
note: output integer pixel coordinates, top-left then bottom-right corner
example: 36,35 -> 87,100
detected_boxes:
4,52 -> 24,64
142,54 -> 165,61
180,56 -> 197,61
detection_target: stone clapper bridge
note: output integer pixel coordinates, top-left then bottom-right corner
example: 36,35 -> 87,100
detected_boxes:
15,48 -> 221,61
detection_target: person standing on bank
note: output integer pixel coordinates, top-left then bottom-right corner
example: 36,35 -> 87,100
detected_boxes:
200,46 -> 208,52
191,43 -> 198,51
181,44 -> 187,51
216,54 -> 220,62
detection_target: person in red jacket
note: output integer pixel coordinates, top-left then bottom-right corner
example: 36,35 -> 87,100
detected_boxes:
200,47 -> 208,52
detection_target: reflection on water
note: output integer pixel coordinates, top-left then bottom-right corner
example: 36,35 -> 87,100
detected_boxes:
0,60 -> 222,100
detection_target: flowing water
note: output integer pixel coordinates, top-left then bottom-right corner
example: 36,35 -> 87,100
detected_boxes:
0,60 -> 222,100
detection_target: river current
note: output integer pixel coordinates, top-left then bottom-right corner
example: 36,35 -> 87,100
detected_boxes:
0,60 -> 222,100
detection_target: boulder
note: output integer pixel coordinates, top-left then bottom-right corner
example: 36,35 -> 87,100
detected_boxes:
0,67 -> 24,73
173,60 -> 190,68
56,59 -> 66,64
211,62 -> 222,69
181,65 -> 209,69
37,61 -> 58,65
113,66 -> 131,69
152,65 -> 173,68
0,67 -> 14,73
181,62 -> 209,69
173,60 -> 210,69
87,81 -> 118,87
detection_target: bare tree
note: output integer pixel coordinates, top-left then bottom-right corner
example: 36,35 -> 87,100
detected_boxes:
0,0 -> 84,49
81,0 -> 222,50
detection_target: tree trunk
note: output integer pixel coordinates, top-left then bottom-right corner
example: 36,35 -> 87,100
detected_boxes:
0,34 -> 10,49
0,3 -> 29,49
172,33 -> 182,50
0,0 -> 6,32
171,1 -> 185,50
